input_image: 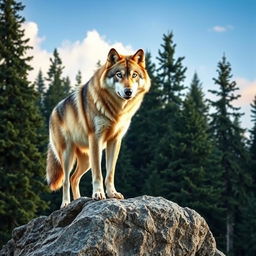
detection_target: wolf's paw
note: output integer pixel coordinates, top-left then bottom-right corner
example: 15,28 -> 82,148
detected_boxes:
92,191 -> 106,200
60,200 -> 70,208
107,190 -> 124,199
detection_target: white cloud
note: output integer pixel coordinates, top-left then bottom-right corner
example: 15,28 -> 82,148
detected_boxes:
235,77 -> 256,106
23,22 -> 51,83
234,77 -> 256,131
58,30 -> 133,84
212,25 -> 234,33
23,21 -> 134,85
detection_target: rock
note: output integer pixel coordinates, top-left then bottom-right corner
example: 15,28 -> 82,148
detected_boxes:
0,196 -> 225,256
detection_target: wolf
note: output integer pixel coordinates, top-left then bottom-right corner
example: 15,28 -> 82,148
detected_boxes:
46,48 -> 151,208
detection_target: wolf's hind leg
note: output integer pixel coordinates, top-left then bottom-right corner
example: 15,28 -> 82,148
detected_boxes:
71,150 -> 90,200
61,145 -> 75,208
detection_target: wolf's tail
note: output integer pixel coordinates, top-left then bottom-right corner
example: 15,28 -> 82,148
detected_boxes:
46,146 -> 64,191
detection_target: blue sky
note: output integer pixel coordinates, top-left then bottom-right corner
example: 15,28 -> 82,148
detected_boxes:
22,0 -> 256,129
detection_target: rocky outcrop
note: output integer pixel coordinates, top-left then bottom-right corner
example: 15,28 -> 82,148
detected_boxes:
0,196 -> 225,256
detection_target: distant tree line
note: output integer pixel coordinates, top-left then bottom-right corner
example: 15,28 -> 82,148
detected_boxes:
0,1 -> 255,255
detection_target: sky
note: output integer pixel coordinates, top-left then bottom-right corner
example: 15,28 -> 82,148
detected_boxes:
21,0 -> 256,130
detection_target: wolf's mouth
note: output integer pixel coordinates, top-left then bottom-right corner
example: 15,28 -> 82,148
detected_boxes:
117,92 -> 131,100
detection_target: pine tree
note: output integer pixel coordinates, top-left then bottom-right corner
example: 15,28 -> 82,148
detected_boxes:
152,74 -> 223,221
236,192 -> 256,256
177,73 -> 222,208
249,95 -> 256,177
32,69 -> 48,156
0,0 -> 48,245
43,49 -> 70,122
157,32 -> 187,106
63,76 -> 71,95
208,56 -> 248,255
75,70 -> 82,88
145,32 -> 187,197
235,95 -> 256,255
34,69 -> 45,114
188,73 -> 208,113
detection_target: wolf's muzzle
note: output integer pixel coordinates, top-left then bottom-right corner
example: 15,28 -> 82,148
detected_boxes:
124,88 -> 133,97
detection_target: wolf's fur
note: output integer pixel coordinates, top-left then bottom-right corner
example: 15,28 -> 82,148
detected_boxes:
46,48 -> 150,208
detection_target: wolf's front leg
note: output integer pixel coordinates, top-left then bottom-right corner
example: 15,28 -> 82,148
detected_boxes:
89,135 -> 106,200
105,138 -> 124,199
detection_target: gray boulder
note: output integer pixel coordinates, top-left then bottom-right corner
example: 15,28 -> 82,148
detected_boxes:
0,196 -> 225,256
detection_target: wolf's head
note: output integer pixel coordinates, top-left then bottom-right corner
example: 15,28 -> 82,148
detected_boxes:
104,48 -> 150,100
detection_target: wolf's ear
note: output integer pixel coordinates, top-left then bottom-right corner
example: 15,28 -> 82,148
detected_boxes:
107,48 -> 121,67
132,49 -> 145,68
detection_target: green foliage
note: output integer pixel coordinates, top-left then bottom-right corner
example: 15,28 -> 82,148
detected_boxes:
176,74 -> 222,210
75,70 -> 82,88
234,96 -> 256,255
249,96 -> 256,172
34,69 -> 45,108
157,32 -> 187,106
43,49 -> 71,121
33,70 -> 48,143
236,194 -> 256,255
208,56 -> 250,255
0,0 -> 48,245
146,32 -> 187,197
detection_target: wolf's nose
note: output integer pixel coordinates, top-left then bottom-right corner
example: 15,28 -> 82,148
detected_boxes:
124,88 -> 133,97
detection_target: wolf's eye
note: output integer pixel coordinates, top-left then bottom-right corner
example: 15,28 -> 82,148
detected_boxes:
132,72 -> 138,78
116,72 -> 122,78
